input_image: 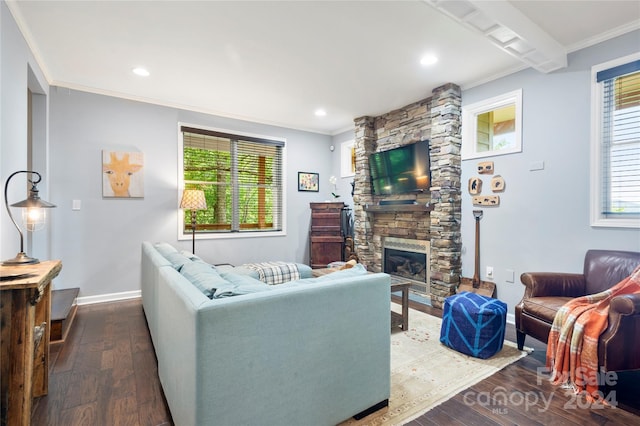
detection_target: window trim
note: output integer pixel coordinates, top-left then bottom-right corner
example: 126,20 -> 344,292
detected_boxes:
590,53 -> 640,229
177,122 -> 287,240
461,89 -> 523,160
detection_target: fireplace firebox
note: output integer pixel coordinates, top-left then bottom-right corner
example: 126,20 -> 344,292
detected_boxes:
383,237 -> 430,296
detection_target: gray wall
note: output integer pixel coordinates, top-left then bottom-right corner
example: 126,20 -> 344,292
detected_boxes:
1,1 -> 52,264
460,30 -> 640,317
48,88 -> 334,299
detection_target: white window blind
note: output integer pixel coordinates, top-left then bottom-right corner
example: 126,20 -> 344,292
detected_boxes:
181,126 -> 284,234
592,56 -> 640,227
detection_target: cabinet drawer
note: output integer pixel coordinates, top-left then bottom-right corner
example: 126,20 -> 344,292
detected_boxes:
311,226 -> 341,234
310,235 -> 344,243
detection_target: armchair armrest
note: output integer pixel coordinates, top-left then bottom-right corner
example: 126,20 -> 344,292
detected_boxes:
610,294 -> 640,315
600,294 -> 640,371
519,272 -> 586,298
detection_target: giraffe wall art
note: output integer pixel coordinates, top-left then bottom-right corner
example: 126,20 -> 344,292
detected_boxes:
102,150 -> 144,198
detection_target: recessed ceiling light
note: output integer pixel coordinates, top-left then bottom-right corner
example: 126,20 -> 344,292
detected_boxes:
132,67 -> 150,77
420,55 -> 438,66
315,109 -> 327,117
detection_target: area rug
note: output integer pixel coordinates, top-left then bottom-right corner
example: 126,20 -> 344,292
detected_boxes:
341,305 -> 531,425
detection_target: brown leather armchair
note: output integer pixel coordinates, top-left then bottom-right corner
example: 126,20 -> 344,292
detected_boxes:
515,249 -> 640,372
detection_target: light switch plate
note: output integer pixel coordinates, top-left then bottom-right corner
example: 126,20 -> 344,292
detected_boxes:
529,161 -> 544,171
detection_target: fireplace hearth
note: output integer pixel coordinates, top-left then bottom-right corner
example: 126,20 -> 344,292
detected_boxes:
383,237 -> 430,296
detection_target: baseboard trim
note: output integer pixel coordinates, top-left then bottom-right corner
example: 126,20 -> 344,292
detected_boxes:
76,290 -> 141,306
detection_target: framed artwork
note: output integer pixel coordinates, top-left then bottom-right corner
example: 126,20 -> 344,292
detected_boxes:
298,172 -> 319,192
102,150 -> 144,198
340,140 -> 356,177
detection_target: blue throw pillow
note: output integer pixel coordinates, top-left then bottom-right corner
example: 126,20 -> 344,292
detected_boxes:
163,252 -> 193,271
180,261 -> 228,298
154,242 -> 178,258
212,273 -> 270,298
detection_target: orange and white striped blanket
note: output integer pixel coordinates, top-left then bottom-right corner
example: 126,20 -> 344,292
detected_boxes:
546,264 -> 640,400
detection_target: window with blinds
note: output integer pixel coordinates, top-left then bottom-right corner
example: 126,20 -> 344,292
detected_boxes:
593,57 -> 640,228
181,125 -> 284,235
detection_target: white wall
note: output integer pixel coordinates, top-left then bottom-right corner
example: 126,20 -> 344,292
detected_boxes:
48,88 -> 334,298
460,30 -> 640,314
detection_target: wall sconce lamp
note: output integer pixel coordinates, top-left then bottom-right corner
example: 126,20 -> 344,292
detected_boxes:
180,189 -> 207,254
3,170 -> 56,265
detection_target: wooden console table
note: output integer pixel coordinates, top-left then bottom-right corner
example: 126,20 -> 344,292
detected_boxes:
0,260 -> 62,426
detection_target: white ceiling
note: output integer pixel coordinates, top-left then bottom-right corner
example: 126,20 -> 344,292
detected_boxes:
8,0 -> 640,135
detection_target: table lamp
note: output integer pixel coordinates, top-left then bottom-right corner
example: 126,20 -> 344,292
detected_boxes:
3,170 -> 56,265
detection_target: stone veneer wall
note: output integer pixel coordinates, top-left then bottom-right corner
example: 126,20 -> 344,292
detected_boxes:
352,83 -> 462,308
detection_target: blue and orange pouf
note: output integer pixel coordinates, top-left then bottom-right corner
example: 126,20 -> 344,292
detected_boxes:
439,291 -> 507,359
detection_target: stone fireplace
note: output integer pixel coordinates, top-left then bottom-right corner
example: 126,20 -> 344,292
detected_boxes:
383,237 -> 430,296
352,83 -> 462,308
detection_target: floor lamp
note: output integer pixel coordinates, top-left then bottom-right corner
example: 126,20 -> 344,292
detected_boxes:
180,189 -> 207,254
3,170 -> 56,265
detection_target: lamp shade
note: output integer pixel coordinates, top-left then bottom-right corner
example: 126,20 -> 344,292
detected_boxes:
3,170 -> 56,265
180,189 -> 207,210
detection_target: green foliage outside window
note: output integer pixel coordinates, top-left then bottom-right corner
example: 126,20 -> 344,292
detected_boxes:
183,146 -> 277,232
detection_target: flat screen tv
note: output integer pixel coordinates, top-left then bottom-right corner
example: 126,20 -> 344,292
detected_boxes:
368,140 -> 430,196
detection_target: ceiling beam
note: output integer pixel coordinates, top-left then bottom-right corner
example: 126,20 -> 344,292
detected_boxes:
424,0 -> 567,73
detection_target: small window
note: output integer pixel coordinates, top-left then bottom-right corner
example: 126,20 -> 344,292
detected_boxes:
462,90 -> 522,159
179,124 -> 285,238
591,54 -> 640,228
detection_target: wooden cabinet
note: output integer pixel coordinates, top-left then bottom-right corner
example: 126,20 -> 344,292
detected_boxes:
0,260 -> 62,426
309,202 -> 345,269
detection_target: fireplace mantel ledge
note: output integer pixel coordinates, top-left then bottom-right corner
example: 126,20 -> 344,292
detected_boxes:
364,203 -> 434,213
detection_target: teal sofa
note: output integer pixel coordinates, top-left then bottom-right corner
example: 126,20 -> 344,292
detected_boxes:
141,241 -> 391,425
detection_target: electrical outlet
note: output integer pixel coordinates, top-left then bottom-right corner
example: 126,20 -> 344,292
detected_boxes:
486,266 -> 494,279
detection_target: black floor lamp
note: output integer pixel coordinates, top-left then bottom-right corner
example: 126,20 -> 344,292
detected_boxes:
180,189 -> 207,254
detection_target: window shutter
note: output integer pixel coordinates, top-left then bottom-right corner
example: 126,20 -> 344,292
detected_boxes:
597,61 -> 640,217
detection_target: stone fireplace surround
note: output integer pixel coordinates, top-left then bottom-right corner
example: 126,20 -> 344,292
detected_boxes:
352,83 -> 462,309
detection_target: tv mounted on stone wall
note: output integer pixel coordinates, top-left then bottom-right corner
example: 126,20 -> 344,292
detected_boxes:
368,140 -> 430,196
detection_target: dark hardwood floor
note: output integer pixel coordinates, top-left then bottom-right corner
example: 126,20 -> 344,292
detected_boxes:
32,298 -> 639,425
32,299 -> 172,425
402,297 -> 640,426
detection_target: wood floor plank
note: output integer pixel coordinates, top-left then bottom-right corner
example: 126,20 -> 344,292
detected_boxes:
32,299 -> 639,426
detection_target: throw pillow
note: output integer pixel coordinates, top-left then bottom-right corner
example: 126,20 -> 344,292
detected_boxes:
180,261 -> 228,299
212,273 -> 271,298
154,242 -> 178,258
164,252 -> 193,271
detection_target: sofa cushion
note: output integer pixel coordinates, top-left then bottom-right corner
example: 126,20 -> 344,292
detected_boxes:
180,250 -> 206,263
154,242 -> 179,258
293,264 -> 369,285
221,263 -> 313,280
164,252 -> 193,271
313,263 -> 368,281
522,296 -> 573,323
212,273 -> 271,298
180,261 -> 229,298
222,266 -> 260,279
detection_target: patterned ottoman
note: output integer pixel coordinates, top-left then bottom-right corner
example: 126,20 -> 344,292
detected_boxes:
439,291 -> 507,359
